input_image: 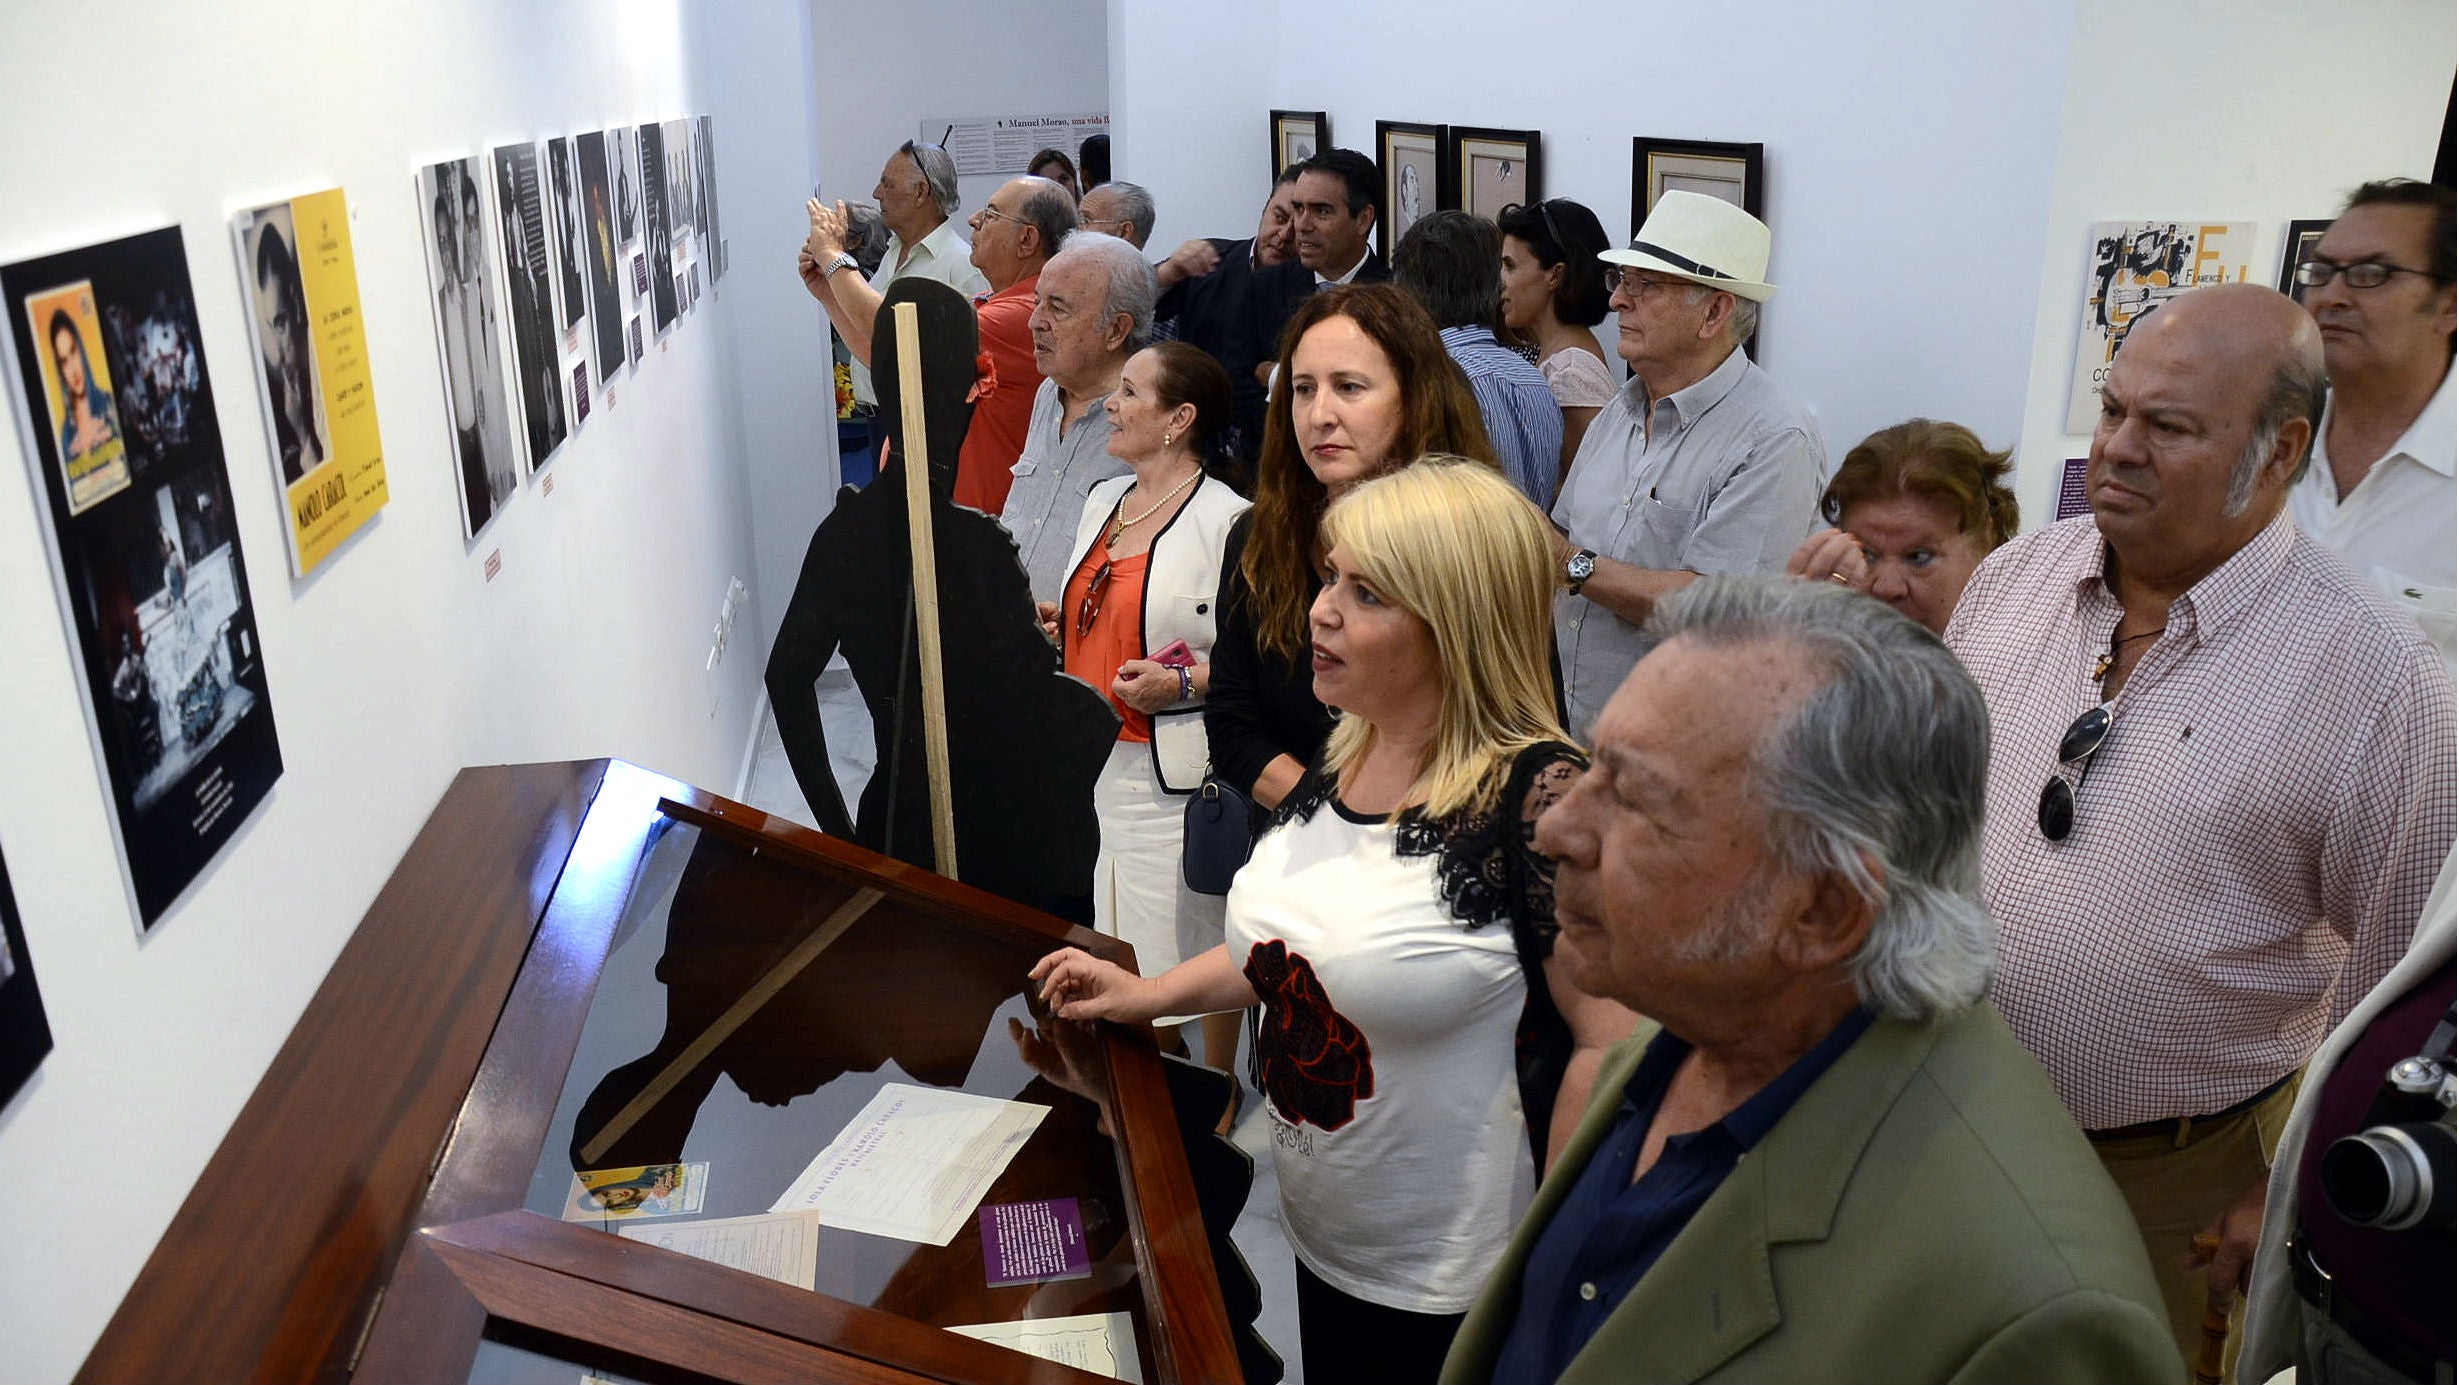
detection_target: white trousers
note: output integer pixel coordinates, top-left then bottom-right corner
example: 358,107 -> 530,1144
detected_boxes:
1091,739 -> 1227,1016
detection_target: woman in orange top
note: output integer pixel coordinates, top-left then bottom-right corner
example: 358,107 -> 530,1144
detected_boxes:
1048,342 -> 1251,1067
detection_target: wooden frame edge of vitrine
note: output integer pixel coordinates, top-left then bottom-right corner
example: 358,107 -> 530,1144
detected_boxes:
657,787 -> 1245,1383
73,758 -> 615,1385
342,774 -> 1238,1384
424,1209 -> 1131,1385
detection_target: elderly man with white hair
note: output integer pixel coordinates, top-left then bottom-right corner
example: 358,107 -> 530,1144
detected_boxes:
1078,180 -> 1156,250
998,230 -> 1151,605
1440,576 -> 2178,1385
1549,192 -> 1825,739
800,140 -> 988,421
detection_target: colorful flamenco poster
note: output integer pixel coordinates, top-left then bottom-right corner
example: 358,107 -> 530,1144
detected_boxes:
1,227 -> 284,932
2066,220 -> 2255,433
23,280 -> 130,513
234,188 -> 391,575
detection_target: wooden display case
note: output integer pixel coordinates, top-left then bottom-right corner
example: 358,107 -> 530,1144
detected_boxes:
74,760 -> 1252,1384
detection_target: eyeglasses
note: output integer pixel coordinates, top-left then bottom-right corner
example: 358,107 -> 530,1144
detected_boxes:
977,204 -> 1022,229
2295,256 -> 2449,291
1074,558 -> 1114,640
2036,703 -> 2113,842
1601,266 -> 1685,297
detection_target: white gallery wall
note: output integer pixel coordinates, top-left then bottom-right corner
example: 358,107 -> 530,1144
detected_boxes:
812,0 -> 1111,216
0,1 -> 831,1379
1110,0 -> 2455,520
2013,0 -> 2454,521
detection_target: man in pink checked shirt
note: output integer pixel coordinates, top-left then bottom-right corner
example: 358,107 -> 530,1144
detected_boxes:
1945,282 -> 2454,1378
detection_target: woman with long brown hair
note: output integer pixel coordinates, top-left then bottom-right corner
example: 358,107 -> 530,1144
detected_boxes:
1205,283 -> 1495,817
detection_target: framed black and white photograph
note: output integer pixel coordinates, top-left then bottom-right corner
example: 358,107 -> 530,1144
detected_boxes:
0,841 -> 49,1111
488,140 -> 568,472
1446,126 -> 1541,221
1633,137 -> 1764,227
417,157 -> 520,538
1271,109 -> 1329,177
2277,218 -> 2332,295
1376,120 -> 1444,261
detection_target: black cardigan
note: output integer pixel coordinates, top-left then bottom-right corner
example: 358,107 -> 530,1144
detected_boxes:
1204,513 -> 1336,798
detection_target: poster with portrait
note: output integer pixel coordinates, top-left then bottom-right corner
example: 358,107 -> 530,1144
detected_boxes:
489,140 -> 568,471
2065,220 -> 2255,433
1376,120 -> 1442,264
694,114 -> 723,281
637,121 -> 679,333
23,280 -> 129,514
1,227 -> 284,932
232,189 -> 391,576
576,131 -> 627,385
546,136 -> 589,343
609,125 -> 647,370
662,118 -> 698,316
0,841 -> 47,1112
417,157 -> 520,538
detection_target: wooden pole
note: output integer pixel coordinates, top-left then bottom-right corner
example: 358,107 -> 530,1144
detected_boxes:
892,300 -> 961,880
579,887 -> 885,1166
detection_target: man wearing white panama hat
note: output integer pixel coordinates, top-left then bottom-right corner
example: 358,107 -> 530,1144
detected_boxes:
1549,191 -> 1825,738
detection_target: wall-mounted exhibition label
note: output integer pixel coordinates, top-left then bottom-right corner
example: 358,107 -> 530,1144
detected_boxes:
919,113 -> 1110,179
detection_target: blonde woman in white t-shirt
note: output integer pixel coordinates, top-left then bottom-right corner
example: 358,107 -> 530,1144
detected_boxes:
1033,457 -> 1637,1384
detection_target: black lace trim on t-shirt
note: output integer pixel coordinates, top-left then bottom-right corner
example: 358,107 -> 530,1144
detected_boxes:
1273,740 -> 1583,937
1271,741 -> 1587,1166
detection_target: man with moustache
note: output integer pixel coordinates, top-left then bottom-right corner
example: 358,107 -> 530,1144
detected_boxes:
1440,575 -> 2176,1385
1945,283 -> 2455,1372
2288,178 -> 2456,659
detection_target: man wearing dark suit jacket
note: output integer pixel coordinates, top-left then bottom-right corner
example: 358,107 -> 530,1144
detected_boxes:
1441,575 -> 2179,1385
1245,148 -> 1390,393
1152,168 -> 1303,463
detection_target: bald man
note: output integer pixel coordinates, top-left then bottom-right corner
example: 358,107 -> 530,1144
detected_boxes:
1945,284 -> 2455,1374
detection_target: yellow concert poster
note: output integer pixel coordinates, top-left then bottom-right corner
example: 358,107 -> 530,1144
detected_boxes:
235,187 -> 389,575
22,280 -> 130,514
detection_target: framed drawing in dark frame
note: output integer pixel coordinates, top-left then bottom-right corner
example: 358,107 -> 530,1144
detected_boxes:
1633,137 -> 1765,229
2276,218 -> 2331,295
1377,120 -> 1445,262
0,841 -> 50,1111
1271,110 -> 1330,178
1446,126 -> 1542,220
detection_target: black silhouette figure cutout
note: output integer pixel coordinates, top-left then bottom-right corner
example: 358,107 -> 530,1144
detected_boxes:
764,277 -> 1116,921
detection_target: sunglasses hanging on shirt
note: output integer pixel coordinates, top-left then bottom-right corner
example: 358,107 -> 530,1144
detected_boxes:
2037,703 -> 2114,842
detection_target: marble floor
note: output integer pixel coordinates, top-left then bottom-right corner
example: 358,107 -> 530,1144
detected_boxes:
737,659 -> 1306,1381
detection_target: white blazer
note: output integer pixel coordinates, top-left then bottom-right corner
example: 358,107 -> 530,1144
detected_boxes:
2240,847 -> 2456,1381
1064,472 -> 1250,793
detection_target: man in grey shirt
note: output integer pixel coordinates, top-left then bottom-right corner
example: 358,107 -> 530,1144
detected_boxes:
1000,231 -> 1151,604
1551,192 -> 1824,736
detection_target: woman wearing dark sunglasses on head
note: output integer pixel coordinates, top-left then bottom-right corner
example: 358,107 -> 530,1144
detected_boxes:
1042,342 -> 1250,1068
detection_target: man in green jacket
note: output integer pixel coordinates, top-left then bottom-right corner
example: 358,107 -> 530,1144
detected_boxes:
1441,575 -> 2179,1385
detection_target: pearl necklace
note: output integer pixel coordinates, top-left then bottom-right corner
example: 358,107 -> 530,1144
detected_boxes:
1107,466 -> 1200,547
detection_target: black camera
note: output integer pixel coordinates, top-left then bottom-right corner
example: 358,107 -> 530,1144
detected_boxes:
2319,1007 -> 2455,1231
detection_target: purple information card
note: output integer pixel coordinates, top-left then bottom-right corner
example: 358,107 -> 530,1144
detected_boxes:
979,1198 -> 1091,1287
2056,457 -> 2091,521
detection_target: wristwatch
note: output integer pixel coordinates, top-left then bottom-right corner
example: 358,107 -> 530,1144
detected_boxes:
822,252 -> 858,277
1564,548 -> 1597,596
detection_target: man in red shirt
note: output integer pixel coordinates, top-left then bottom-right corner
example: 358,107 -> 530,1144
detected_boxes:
955,176 -> 1076,512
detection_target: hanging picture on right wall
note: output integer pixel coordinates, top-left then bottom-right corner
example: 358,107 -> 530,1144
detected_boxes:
0,841 -> 50,1111
2065,220 -> 2255,433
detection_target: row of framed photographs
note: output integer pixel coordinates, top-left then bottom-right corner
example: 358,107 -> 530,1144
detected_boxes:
1275,111 -> 1770,263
